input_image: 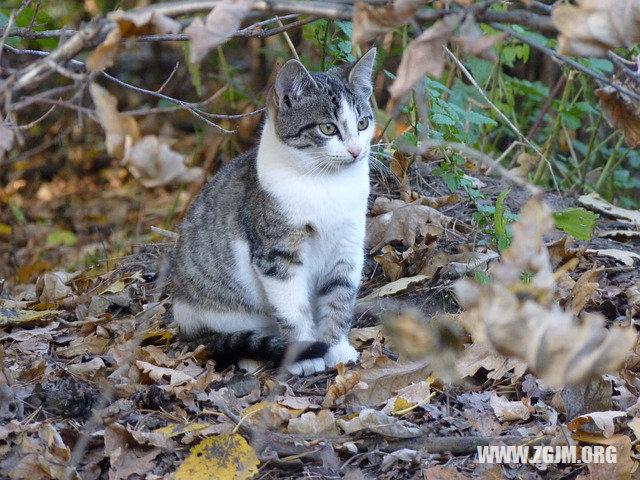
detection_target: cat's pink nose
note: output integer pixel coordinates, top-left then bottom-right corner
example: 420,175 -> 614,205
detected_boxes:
347,146 -> 362,158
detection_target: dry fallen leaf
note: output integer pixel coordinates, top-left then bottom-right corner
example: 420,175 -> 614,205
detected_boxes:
186,0 -> 255,63
552,0 -> 640,56
322,363 -> 364,408
489,393 -> 532,422
388,13 -> 464,110
578,192 -> 640,227
123,135 -> 204,188
367,196 -> 453,252
175,433 -> 259,480
596,85 -> 640,147
287,410 -> 338,435
35,271 -> 77,304
567,410 -> 626,438
452,15 -> 506,62
337,408 -> 422,438
348,361 -> 431,406
586,433 -> 634,480
570,267 -> 602,315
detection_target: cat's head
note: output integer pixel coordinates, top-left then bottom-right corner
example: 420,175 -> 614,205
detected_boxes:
267,48 -> 376,173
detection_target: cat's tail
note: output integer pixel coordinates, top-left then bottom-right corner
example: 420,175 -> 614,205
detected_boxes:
181,330 -> 328,366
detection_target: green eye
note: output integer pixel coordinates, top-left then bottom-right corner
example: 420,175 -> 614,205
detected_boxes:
357,117 -> 370,131
319,123 -> 337,135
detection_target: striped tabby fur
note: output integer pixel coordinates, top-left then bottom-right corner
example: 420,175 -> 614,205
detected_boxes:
172,49 -> 377,376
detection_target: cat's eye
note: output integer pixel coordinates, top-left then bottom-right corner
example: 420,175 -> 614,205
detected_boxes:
319,123 -> 337,135
357,117 -> 370,131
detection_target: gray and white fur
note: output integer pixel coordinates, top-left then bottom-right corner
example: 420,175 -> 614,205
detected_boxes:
172,49 -> 376,376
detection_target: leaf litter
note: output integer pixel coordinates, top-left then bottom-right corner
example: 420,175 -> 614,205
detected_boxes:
3,110 -> 640,480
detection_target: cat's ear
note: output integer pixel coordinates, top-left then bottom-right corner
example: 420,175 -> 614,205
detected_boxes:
348,47 -> 376,97
274,59 -> 318,109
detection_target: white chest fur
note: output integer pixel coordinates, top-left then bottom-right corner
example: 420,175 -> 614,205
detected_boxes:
257,121 -> 370,280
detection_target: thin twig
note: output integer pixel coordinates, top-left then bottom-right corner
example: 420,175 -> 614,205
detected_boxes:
156,62 -> 180,94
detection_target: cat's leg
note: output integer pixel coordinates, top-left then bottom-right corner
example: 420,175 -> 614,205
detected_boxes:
316,258 -> 361,368
254,254 -> 326,376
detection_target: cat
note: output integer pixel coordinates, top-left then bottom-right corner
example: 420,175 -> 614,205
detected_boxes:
171,48 -> 376,376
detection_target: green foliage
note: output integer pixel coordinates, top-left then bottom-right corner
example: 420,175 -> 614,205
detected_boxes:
551,208 -> 598,241
494,188 -> 512,252
303,19 -> 355,70
46,230 -> 78,247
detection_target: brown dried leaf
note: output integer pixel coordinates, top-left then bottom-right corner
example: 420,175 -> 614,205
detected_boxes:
452,15 -> 506,62
287,410 -> 338,435
489,393 -> 532,422
366,197 -> 451,252
104,423 -> 162,480
567,410 -> 626,438
552,0 -> 640,56
88,10 -> 181,72
90,83 -> 140,158
186,0 -> 254,63
570,267 -> 602,315
388,13 -> 464,109
321,363 -> 364,408
123,135 -> 204,188
596,85 -> 640,147
352,1 -> 424,46
336,408 -> 421,438
35,271 -> 77,304
457,342 -> 527,381
587,434 -> 634,480
348,361 -> 431,406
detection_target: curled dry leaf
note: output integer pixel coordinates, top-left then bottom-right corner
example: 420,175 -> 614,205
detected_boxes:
578,192 -> 640,227
90,83 -> 140,159
596,85 -> 640,147
490,393 -> 533,422
321,363 -> 364,408
89,83 -> 203,187
352,0 -> 424,46
388,13 -> 464,110
455,197 -> 637,388
287,410 -> 339,435
570,267 -> 602,316
186,0 -> 255,63
586,434 -> 634,480
123,135 -> 204,188
552,0 -> 640,56
88,10 -> 181,72
35,271 -> 77,304
366,196 -> 453,252
451,15 -> 506,62
382,380 -> 431,414
348,361 -> 431,406
337,408 -> 421,438
567,410 -> 626,438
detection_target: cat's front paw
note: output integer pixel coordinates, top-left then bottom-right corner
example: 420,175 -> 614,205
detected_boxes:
324,339 -> 359,368
287,357 -> 326,376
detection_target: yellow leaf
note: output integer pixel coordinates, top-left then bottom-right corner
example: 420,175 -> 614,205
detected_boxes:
100,279 -> 126,294
155,422 -> 209,438
393,397 -> 412,413
0,308 -> 60,326
175,434 -> 259,480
